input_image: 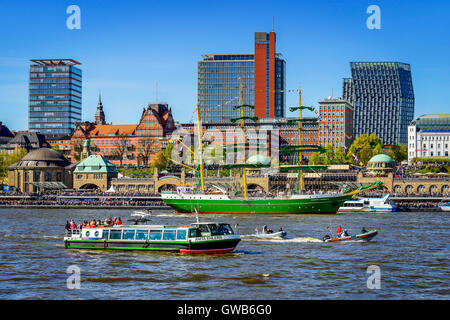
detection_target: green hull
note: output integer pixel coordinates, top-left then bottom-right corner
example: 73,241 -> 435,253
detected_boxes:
162,194 -> 354,214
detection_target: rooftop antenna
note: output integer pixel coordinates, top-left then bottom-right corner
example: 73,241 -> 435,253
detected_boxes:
272,16 -> 275,32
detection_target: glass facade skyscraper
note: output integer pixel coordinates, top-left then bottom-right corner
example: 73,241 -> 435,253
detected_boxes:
198,32 -> 285,123
198,54 -> 255,123
342,62 -> 414,145
29,59 -> 82,135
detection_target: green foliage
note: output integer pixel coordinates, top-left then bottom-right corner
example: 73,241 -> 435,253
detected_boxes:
346,133 -> 383,166
386,143 -> 408,163
0,148 -> 27,182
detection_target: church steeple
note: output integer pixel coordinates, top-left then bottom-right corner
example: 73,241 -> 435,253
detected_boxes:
94,92 -> 106,125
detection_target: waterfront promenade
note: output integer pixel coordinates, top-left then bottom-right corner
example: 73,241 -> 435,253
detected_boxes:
0,191 -> 448,211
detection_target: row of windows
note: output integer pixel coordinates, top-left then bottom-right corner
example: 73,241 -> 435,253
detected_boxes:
102,229 -> 187,241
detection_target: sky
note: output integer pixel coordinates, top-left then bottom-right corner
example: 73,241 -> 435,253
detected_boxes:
0,0 -> 449,131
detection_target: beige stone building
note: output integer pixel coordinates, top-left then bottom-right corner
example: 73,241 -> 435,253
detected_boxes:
7,148 -> 75,192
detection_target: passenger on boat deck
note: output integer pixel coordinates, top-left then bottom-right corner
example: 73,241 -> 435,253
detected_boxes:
278,227 -> 283,232
90,219 -> 97,227
69,219 -> 77,230
262,225 -> 268,233
341,229 -> 349,237
65,221 -> 70,231
116,217 -> 122,225
361,227 -> 367,234
337,226 -> 342,235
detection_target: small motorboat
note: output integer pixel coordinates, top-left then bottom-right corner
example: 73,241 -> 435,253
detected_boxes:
439,202 -> 450,212
131,210 -> 152,218
322,230 -> 378,242
251,230 -> 287,239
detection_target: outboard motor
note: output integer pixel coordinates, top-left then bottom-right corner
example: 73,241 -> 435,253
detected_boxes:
322,235 -> 331,242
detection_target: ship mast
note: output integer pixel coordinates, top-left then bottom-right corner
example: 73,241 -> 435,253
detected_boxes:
240,83 -> 248,200
298,84 -> 304,192
195,105 -> 205,192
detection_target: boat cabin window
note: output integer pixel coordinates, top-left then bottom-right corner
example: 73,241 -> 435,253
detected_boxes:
218,224 -> 234,235
176,229 -> 187,240
102,230 -> 109,239
109,230 -> 122,240
149,230 -> 162,240
189,228 -> 199,238
123,230 -> 135,240
135,230 -> 149,240
163,229 -> 176,241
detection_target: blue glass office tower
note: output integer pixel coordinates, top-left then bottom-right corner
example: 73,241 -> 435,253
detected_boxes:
29,59 -> 82,134
198,54 -> 255,123
342,62 -> 414,145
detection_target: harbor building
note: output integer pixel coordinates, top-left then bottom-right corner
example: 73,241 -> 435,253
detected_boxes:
318,98 -> 354,150
71,103 -> 176,166
73,141 -> 118,191
28,59 -> 82,135
198,31 -> 285,123
342,62 -> 414,145
7,148 -> 75,192
407,114 -> 450,163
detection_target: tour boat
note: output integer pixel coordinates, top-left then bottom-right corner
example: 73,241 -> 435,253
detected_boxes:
337,194 -> 397,213
322,230 -> 378,242
439,202 -> 450,212
63,222 -> 241,254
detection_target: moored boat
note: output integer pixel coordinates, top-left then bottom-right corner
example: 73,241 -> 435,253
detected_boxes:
337,194 -> 397,213
63,222 -> 240,254
322,230 -> 378,242
162,189 -> 354,214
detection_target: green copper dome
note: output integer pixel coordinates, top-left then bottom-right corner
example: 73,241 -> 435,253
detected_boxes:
368,154 -> 394,163
74,155 -> 118,173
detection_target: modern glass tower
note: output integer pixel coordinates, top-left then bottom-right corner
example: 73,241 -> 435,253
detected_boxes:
29,59 -> 82,134
198,32 -> 285,123
342,62 -> 414,145
198,54 -> 255,123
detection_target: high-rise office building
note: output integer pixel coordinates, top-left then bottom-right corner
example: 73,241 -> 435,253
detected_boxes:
342,62 -> 414,145
254,32 -> 285,119
198,32 -> 285,123
29,59 -> 82,135
198,54 -> 255,123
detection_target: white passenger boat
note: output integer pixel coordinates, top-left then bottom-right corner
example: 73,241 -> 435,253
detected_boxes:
338,194 -> 397,213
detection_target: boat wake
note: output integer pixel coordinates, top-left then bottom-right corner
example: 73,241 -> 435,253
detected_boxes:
242,235 -> 322,243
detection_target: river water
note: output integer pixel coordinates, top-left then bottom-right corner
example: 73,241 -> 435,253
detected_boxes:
0,208 -> 448,300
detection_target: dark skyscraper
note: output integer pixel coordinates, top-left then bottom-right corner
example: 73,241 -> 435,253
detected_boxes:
29,59 -> 82,135
342,62 -> 414,145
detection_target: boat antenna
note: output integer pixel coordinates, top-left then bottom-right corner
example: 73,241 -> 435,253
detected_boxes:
194,208 -> 200,224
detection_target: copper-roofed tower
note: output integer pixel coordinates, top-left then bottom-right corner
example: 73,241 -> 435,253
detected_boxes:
94,92 -> 106,125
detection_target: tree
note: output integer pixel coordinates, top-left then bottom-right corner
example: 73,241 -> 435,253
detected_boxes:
309,152 -> 322,165
0,148 -> 27,182
334,146 -> 347,164
387,143 -> 408,163
347,133 -> 383,166
113,137 -> 135,167
137,137 -> 156,167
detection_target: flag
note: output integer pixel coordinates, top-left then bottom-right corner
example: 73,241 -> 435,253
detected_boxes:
254,227 -> 258,232
166,137 -> 173,143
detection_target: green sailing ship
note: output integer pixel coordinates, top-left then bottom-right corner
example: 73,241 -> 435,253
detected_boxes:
162,84 -> 381,214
